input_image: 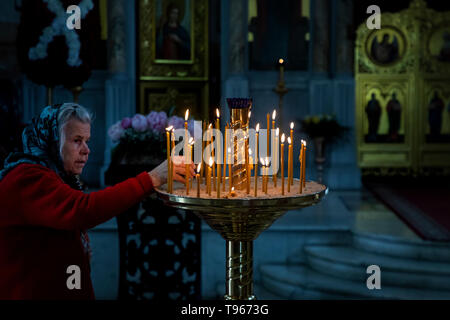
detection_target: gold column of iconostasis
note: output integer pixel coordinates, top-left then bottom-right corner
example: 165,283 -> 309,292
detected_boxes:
137,0 -> 209,121
355,0 -> 450,176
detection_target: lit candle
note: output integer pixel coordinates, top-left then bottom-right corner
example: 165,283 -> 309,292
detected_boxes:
290,122 -> 294,186
184,110 -> 189,194
230,186 -> 236,197
299,140 -> 304,194
205,124 -> 212,186
216,109 -> 221,198
254,124 -> 259,197
211,123 -> 216,192
196,163 -> 201,198
189,137 -> 194,190
303,141 -> 307,188
278,58 -> 285,83
273,127 -> 279,188
287,137 -> 292,193
171,128 -> 175,190
281,134 -> 285,195
166,126 -> 173,193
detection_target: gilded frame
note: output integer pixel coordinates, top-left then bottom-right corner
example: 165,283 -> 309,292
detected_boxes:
138,0 -> 208,81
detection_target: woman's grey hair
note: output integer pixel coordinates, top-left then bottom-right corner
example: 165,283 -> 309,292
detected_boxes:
57,103 -> 93,156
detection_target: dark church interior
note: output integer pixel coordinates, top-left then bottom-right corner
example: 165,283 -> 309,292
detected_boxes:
0,0 -> 450,304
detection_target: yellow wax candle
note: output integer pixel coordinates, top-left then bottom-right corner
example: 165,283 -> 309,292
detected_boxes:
281,134 -> 285,195
273,127 -> 279,187
201,121 -> 206,183
245,137 -> 250,194
196,163 -> 201,198
266,113 -> 270,161
272,111 -> 276,189
228,147 -> 232,194
211,125 -> 216,192
165,126 -> 172,193
216,109 -> 220,196
290,122 -> 294,186
208,157 -> 213,196
265,158 -> 269,194
254,124 -> 259,197
287,137 -> 292,193
299,140 -> 304,194
223,123 -> 228,191
303,141 -> 307,188
184,110 -> 189,194
205,124 -> 211,186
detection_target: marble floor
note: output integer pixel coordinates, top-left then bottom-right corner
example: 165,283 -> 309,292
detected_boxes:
264,186 -> 419,241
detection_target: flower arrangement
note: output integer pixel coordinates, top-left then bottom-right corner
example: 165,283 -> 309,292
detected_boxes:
299,113 -> 348,143
108,110 -> 199,164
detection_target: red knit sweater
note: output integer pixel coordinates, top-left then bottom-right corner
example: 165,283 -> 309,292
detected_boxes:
0,163 -> 154,300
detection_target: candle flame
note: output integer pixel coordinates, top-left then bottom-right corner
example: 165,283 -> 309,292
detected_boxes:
249,148 -> 252,155
304,141 -> 307,147
272,110 -> 276,120
287,137 -> 291,144
228,147 -> 231,153
197,163 -> 201,173
216,108 -> 220,118
281,133 -> 285,143
208,123 -> 212,129
278,58 -> 284,64
185,109 -> 189,121
276,127 -> 279,136
232,187 -> 235,191
290,122 -> 294,129
189,137 -> 195,145
256,123 -> 260,132
248,111 -> 251,118
260,157 -> 264,166
166,125 -> 173,131
209,157 -> 213,167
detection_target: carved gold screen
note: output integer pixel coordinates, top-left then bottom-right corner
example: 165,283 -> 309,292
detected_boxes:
355,0 -> 450,175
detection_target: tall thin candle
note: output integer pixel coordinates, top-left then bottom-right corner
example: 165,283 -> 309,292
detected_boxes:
299,140 -> 304,194
196,163 -> 201,198
290,122 -> 294,186
281,134 -> 285,195
303,141 -> 307,188
166,126 -> 173,193
266,113 -> 270,163
273,127 -> 279,187
287,137 -> 292,193
254,124 -> 259,197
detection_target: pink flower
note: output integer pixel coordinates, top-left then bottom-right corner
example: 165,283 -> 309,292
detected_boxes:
121,117 -> 132,129
108,121 -> 124,143
147,111 -> 168,134
131,114 -> 148,132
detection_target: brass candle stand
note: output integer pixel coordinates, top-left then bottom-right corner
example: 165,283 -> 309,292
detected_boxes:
156,97 -> 327,300
156,178 -> 327,300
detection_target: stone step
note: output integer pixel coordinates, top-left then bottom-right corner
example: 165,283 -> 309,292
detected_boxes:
260,264 -> 450,299
352,232 -> 450,262
304,245 -> 450,291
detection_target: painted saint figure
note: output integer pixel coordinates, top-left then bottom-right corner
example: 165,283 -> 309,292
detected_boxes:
366,93 -> 382,142
156,2 -> 191,60
371,33 -> 399,64
386,92 -> 402,142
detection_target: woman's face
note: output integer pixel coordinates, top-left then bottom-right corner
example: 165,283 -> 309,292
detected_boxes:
61,119 -> 91,175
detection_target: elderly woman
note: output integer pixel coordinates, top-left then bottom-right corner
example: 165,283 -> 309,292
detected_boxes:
0,103 -> 194,300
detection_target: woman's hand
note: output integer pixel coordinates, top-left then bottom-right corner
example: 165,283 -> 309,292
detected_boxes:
148,156 -> 196,188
